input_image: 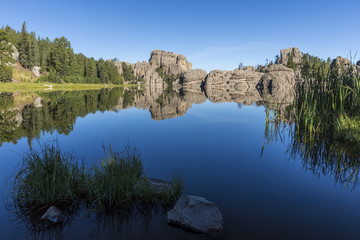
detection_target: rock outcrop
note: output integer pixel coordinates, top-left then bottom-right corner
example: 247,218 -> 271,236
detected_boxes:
276,47 -> 303,65
114,50 -> 194,91
256,64 -> 296,104
132,61 -> 164,86
167,195 -> 223,233
331,56 -> 352,69
205,68 -> 264,89
149,50 -> 192,76
180,69 -> 207,87
10,43 -> 19,62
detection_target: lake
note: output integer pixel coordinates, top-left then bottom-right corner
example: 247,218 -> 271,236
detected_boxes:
0,86 -> 359,239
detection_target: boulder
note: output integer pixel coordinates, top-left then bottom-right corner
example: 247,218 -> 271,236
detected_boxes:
276,47 -> 303,65
41,206 -> 64,223
32,66 -> 41,77
146,178 -> 172,194
205,69 -> 263,88
205,70 -> 230,86
256,65 -> 296,103
167,195 -> 223,233
331,56 -> 352,69
9,43 -> 19,62
180,69 -> 207,87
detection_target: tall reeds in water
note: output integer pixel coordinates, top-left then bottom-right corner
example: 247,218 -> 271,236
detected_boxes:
264,62 -> 360,189
12,144 -> 183,216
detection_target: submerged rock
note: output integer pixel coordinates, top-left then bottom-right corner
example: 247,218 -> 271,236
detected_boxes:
167,195 -> 223,233
147,178 -> 172,194
41,206 -> 64,223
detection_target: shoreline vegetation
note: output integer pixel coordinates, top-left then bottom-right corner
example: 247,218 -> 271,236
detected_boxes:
0,22 -> 143,85
264,59 -> 360,188
0,81 -> 138,93
11,143 -> 183,219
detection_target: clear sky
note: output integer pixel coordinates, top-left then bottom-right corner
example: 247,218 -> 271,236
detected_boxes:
1,0 -> 359,72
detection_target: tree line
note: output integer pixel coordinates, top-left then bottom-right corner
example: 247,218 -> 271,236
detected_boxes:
1,22 -> 131,84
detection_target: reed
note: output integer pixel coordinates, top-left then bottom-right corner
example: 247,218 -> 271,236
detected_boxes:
264,63 -> 360,189
11,143 -> 183,215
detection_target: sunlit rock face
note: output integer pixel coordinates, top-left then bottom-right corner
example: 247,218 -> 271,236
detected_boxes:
331,56 -> 352,69
132,61 -> 165,87
203,67 -> 264,105
205,68 -> 264,89
180,69 -> 207,88
115,50 -> 194,88
276,47 -> 303,65
149,50 -> 192,76
256,64 -> 296,105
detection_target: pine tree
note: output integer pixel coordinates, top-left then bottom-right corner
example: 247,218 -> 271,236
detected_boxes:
19,21 -> 30,68
0,30 -> 14,82
38,37 -> 51,68
29,32 -> 39,67
49,37 -> 74,76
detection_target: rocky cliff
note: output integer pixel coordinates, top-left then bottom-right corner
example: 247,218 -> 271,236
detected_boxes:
114,50 -> 193,88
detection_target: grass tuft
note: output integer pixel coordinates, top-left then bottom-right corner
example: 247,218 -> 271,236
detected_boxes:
11,143 -> 183,215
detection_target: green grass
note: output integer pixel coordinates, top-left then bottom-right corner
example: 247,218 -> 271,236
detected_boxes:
12,143 -> 183,215
335,115 -> 360,143
12,144 -> 88,210
0,81 -> 141,93
263,64 -> 360,189
12,64 -> 38,82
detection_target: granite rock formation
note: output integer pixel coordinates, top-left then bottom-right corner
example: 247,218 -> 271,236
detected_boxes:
149,50 -> 192,76
256,64 -> 296,104
276,47 -> 303,65
180,69 -> 207,87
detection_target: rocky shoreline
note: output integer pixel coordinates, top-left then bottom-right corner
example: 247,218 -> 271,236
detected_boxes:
112,47 -> 360,103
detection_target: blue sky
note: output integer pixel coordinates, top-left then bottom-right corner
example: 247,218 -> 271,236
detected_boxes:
1,0 -> 359,72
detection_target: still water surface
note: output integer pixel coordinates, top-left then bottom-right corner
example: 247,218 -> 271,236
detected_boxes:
0,87 -> 359,239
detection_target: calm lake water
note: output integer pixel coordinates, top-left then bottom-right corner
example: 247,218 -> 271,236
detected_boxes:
0,87 -> 360,239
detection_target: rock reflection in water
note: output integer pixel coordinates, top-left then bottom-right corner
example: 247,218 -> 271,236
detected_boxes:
0,83 -> 294,147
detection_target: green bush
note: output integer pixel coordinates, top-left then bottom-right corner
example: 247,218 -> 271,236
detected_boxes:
0,64 -> 13,82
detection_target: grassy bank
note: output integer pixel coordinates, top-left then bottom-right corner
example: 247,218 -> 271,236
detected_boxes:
0,82 -> 139,93
12,144 -> 182,215
0,82 -> 106,92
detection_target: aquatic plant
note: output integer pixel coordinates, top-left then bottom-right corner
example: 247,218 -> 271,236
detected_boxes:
12,144 -> 87,210
264,61 -> 360,189
11,143 -> 183,215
